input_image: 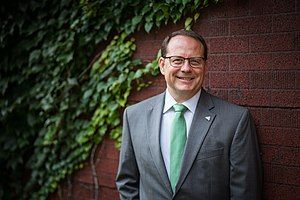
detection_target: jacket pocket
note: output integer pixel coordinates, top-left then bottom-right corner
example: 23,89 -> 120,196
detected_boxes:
196,147 -> 224,160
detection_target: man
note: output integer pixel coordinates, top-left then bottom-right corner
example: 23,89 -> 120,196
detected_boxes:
116,29 -> 262,199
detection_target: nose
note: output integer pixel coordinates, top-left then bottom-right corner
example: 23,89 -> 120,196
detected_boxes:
180,60 -> 192,72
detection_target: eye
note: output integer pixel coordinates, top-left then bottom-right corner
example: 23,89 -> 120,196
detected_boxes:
190,58 -> 203,66
171,57 -> 184,65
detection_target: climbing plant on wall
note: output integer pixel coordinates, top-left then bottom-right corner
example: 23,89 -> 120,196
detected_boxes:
0,0 -> 219,199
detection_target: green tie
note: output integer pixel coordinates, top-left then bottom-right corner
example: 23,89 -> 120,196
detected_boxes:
170,103 -> 187,192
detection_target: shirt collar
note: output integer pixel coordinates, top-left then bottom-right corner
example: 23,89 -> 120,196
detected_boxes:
163,89 -> 201,114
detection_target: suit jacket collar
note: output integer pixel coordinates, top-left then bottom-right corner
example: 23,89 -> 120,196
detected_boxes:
146,89 -> 216,196
146,92 -> 173,195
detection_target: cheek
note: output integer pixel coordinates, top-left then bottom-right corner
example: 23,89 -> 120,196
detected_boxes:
165,69 -> 176,77
197,69 -> 205,78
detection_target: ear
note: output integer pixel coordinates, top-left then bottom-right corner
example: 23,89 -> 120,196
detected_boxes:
159,57 -> 165,75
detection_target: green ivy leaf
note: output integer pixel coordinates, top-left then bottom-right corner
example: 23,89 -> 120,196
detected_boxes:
67,78 -> 78,85
144,22 -> 153,33
194,12 -> 200,21
83,89 -> 93,100
184,17 -> 193,30
132,16 -> 142,25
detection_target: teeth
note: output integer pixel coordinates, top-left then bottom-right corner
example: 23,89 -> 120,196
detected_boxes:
179,77 -> 192,80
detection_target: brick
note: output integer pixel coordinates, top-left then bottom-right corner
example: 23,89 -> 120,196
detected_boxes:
134,40 -> 161,57
207,55 -> 229,71
209,72 -> 228,88
272,71 -> 297,89
201,3 -> 228,18
228,72 -> 250,89
273,13 -> 300,32
209,72 -> 250,89
296,32 -> 300,51
228,89 -> 271,106
261,146 -> 300,166
230,16 -> 272,35
264,163 -> 300,185
98,172 -> 117,188
97,137 -> 120,160
264,182 -> 300,200
250,0 -> 295,15
230,53 -> 272,71
263,163 -> 272,183
206,88 -> 228,101
50,180 -> 70,200
100,187 -> 119,200
261,108 -> 300,128
72,181 -> 94,199
250,33 -> 295,52
194,19 -> 229,37
271,52 -> 300,70
147,75 -> 166,88
136,55 -> 158,63
73,164 -> 93,184
227,0 -> 249,16
96,158 -> 119,174
250,71 -> 296,89
271,90 -> 300,107
202,0 -> 249,18
249,72 -> 273,89
272,0 -> 296,13
249,0 -> 273,15
194,20 -> 211,37
203,73 -> 210,89
209,19 -> 229,36
258,126 -> 300,147
129,83 -> 165,103
210,36 -> 249,53
133,31 -> 156,41
248,107 -> 261,126
297,71 -> 300,89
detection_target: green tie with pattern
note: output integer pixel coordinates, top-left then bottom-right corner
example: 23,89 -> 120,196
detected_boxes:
170,103 -> 187,192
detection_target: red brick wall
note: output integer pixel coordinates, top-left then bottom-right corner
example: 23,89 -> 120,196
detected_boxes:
52,0 -> 299,199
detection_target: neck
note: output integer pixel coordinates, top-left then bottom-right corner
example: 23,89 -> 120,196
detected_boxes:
167,88 -> 200,103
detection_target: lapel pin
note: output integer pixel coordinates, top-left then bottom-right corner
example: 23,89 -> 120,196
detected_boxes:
205,116 -> 211,121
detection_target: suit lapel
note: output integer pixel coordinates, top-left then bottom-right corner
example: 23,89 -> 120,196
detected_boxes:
146,92 -> 173,195
175,90 -> 216,194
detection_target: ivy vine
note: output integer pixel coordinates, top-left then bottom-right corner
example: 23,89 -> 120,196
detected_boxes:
0,0 -> 219,199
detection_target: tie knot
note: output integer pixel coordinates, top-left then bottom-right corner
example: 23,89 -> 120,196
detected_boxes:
173,103 -> 187,113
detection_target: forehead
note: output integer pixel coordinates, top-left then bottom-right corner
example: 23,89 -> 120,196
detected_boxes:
167,35 -> 204,56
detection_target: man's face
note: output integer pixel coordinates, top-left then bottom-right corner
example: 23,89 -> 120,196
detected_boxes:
159,35 -> 206,102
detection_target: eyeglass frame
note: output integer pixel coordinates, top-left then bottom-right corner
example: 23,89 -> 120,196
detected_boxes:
163,56 -> 206,69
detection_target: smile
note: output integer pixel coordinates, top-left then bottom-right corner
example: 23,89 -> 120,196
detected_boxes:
176,76 -> 194,81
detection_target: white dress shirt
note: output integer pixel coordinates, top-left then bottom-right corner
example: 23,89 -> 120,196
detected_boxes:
160,89 -> 201,177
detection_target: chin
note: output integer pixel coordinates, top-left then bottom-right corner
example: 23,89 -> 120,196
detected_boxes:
177,88 -> 197,96
177,85 -> 202,94
176,85 -> 197,92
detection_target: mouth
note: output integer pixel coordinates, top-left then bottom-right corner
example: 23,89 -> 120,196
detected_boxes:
176,76 -> 194,81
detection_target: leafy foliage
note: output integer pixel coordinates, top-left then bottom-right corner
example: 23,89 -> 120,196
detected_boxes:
0,0 -> 219,199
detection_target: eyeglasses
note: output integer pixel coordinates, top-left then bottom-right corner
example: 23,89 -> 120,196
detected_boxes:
163,56 -> 206,68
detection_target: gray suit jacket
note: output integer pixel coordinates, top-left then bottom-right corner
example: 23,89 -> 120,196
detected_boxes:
116,90 -> 262,200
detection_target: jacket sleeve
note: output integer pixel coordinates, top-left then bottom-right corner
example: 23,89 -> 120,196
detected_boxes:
230,109 -> 263,200
115,108 -> 140,199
